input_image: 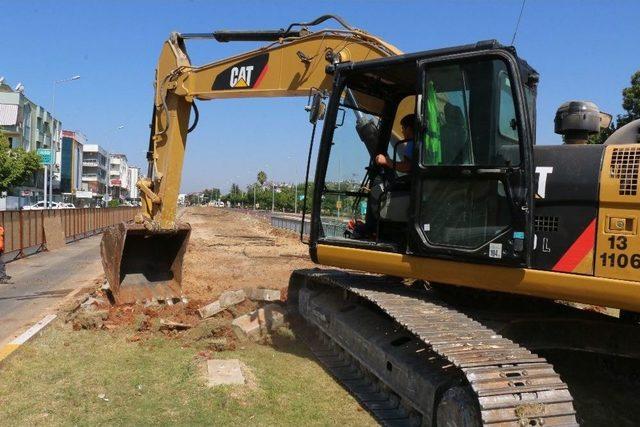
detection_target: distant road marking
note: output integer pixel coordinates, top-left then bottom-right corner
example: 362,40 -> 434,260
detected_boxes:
0,314 -> 57,363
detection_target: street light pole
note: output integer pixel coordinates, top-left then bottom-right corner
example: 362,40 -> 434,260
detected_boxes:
50,75 -> 80,206
286,155 -> 300,215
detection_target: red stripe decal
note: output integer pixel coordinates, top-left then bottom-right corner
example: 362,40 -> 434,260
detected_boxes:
253,64 -> 268,88
552,219 -> 596,272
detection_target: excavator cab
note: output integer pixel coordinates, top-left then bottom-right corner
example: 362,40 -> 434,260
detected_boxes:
310,41 -> 537,267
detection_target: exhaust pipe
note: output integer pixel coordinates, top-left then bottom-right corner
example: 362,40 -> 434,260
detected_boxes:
100,222 -> 191,304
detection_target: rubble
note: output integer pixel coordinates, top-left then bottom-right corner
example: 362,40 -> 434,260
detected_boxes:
198,289 -> 246,319
80,296 -> 107,311
244,287 -> 281,302
159,319 -> 192,331
219,290 -> 245,307
71,310 -> 109,330
231,304 -> 286,340
198,301 -> 223,318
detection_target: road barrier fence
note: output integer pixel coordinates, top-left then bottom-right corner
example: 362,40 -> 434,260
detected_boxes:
0,207 -> 138,261
270,214 -> 348,238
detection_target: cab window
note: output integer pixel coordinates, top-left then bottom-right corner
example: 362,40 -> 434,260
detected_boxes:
421,59 -> 520,167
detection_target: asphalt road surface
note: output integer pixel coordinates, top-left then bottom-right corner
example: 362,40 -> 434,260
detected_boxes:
0,236 -> 102,346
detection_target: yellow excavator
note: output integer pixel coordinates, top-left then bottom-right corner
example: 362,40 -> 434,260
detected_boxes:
101,15 -> 640,426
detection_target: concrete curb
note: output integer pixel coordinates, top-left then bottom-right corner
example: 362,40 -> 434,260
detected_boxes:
0,280 -> 101,366
0,314 -> 57,364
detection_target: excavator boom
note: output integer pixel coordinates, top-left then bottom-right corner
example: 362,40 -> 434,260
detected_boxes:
101,16 -> 402,304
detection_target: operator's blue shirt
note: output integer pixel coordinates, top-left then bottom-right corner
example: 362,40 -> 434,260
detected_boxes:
403,139 -> 414,160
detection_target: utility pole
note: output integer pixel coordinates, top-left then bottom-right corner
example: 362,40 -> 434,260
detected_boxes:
253,184 -> 256,210
272,182 -> 275,212
294,182 -> 298,214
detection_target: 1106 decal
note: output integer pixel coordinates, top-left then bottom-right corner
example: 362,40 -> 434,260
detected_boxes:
600,235 -> 640,269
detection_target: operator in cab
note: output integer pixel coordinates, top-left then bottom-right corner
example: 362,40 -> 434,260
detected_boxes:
375,114 -> 415,173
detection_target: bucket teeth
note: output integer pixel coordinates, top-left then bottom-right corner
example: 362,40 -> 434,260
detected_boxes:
100,222 -> 191,305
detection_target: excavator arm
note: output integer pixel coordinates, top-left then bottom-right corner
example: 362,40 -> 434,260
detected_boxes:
102,16 -> 402,304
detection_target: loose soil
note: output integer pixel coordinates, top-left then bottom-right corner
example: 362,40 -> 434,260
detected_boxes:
71,207 -> 312,337
181,207 -> 313,301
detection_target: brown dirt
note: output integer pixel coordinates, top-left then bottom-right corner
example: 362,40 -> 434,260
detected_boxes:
181,207 -> 313,301
68,208 -> 311,345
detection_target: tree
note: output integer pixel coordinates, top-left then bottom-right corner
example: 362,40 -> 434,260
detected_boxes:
0,130 -> 42,192
186,193 -> 201,206
202,187 -> 221,202
257,171 -> 267,185
618,70 -> 640,127
590,69 -> 640,143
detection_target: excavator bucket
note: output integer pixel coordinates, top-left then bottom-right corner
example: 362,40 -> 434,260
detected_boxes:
100,222 -> 191,304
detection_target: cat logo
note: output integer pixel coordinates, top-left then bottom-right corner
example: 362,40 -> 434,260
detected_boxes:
212,53 -> 269,90
230,66 -> 253,88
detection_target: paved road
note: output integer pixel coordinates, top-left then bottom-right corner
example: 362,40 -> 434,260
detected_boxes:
0,236 -> 102,346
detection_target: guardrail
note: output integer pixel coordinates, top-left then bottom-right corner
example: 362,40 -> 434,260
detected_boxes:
0,207 -> 138,261
270,214 -> 348,238
271,214 -> 312,236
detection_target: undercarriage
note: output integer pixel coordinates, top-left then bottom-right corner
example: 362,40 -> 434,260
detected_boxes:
289,269 -> 640,426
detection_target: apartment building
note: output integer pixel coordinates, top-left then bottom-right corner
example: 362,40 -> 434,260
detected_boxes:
60,130 -> 84,195
128,166 -> 140,199
81,144 -> 109,198
109,153 -> 129,200
0,78 -> 62,199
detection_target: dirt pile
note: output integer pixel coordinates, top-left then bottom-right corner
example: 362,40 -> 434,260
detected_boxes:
67,208 -> 308,349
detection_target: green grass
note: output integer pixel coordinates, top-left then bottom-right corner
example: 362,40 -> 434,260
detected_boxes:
0,323 -> 375,426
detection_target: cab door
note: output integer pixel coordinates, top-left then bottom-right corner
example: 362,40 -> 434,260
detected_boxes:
408,51 -> 533,266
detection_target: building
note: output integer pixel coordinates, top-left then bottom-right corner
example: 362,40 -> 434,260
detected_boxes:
127,166 -> 140,200
60,130 -> 84,195
109,153 -> 129,200
0,78 -> 62,200
81,144 -> 109,199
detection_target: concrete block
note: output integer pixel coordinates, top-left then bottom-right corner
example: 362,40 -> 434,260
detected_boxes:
199,290 -> 246,319
244,287 -> 281,302
159,319 -> 192,330
198,300 -> 223,318
231,304 -> 286,340
206,359 -> 245,386
219,290 -> 246,307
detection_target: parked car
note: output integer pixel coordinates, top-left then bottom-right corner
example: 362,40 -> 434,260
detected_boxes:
22,201 -> 61,210
60,203 -> 76,209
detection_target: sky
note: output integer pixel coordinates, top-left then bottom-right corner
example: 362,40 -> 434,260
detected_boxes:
1,0 -> 638,193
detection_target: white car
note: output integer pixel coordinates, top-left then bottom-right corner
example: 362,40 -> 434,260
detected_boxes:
22,201 -> 61,210
60,203 -> 76,209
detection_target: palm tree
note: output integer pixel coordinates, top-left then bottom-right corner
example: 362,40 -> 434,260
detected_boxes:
257,171 -> 267,185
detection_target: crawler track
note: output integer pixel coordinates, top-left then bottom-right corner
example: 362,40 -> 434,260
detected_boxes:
291,269 -> 579,426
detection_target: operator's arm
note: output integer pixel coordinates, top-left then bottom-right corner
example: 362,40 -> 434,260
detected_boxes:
375,139 -> 414,173
375,154 -> 412,173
